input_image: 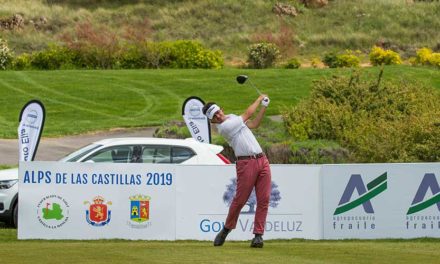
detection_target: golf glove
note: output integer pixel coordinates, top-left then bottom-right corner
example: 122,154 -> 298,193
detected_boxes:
261,97 -> 270,107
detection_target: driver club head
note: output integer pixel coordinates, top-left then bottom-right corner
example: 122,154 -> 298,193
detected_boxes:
236,75 -> 248,84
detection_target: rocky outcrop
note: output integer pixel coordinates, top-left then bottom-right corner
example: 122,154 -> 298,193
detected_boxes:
0,14 -> 24,30
272,2 -> 298,17
0,14 -> 48,31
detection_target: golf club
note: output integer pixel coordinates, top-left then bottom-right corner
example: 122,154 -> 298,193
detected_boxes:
236,75 -> 263,96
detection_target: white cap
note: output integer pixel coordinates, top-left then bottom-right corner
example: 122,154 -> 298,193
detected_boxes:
205,104 -> 220,119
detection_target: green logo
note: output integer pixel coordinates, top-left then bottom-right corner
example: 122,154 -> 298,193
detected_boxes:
407,173 -> 440,215
37,195 -> 70,228
334,172 -> 387,215
42,203 -> 64,220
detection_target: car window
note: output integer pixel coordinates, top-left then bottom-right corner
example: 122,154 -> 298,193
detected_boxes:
84,145 -> 133,163
80,144 -> 196,164
131,145 -> 143,163
60,144 -> 102,162
142,146 -> 171,164
172,147 -> 195,164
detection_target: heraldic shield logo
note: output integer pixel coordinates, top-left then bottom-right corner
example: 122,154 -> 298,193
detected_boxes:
130,195 -> 150,223
84,196 -> 112,226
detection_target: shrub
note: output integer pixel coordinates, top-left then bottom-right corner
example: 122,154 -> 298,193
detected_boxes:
145,42 -> 174,69
153,121 -> 191,139
336,51 -> 360,68
322,50 -> 360,68
11,53 -> 32,70
9,40 -> 223,70
30,45 -> 77,70
430,53 -> 440,68
289,141 -> 352,164
247,43 -> 280,69
0,38 -> 12,70
284,57 -> 301,69
410,47 -> 440,68
322,52 -> 338,68
118,44 -> 150,69
265,143 -> 293,164
167,40 -> 223,69
282,70 -> 440,162
369,46 -> 402,66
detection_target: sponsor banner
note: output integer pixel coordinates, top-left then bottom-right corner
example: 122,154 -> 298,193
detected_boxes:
322,163 -> 440,239
18,100 -> 45,161
182,96 -> 211,143
176,165 -> 322,240
18,161 -> 176,240
19,162 -> 440,240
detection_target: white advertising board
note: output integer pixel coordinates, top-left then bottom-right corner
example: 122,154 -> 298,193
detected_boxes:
19,161 -> 440,240
322,163 -> 440,239
18,161 -> 176,240
176,165 -> 322,240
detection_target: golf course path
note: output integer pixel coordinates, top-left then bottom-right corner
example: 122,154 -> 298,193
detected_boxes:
0,127 -> 157,166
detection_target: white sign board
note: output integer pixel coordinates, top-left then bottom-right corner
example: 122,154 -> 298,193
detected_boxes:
18,162 -> 440,240
18,161 -> 176,240
176,165 -> 322,240
322,163 -> 440,239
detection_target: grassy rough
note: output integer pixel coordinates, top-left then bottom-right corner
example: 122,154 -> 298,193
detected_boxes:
0,0 -> 438,63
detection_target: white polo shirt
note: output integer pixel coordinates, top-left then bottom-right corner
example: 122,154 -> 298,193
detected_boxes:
217,114 -> 263,157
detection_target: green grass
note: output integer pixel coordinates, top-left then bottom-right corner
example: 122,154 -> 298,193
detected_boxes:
0,227 -> 439,264
0,66 -> 439,138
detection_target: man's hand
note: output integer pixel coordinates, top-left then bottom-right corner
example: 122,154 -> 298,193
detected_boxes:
261,97 -> 270,107
258,94 -> 268,101
243,94 -> 269,122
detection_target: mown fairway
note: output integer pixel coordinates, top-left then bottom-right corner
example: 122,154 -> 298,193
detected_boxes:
0,227 -> 439,264
0,66 -> 439,138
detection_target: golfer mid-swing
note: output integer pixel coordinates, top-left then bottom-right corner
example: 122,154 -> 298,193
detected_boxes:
202,95 -> 271,248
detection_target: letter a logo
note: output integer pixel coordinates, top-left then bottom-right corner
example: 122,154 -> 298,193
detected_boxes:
334,172 -> 387,215
407,173 -> 440,215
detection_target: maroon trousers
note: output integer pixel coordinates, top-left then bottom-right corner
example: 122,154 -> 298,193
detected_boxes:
225,155 -> 271,234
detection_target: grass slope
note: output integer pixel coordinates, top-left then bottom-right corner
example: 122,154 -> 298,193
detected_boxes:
0,0 -> 438,62
1,66 -> 438,138
0,227 -> 439,264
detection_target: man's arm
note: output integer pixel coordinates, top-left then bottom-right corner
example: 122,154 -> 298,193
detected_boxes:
241,95 -> 267,128
246,105 -> 266,129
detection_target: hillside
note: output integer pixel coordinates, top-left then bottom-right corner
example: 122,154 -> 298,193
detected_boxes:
0,0 -> 439,65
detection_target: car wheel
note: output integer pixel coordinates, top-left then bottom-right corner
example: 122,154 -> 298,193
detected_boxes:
13,202 -> 18,228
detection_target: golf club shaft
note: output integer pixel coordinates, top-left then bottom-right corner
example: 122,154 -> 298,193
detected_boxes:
248,80 -> 262,95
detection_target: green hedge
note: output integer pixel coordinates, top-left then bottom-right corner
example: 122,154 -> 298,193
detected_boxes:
9,40 -> 224,70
